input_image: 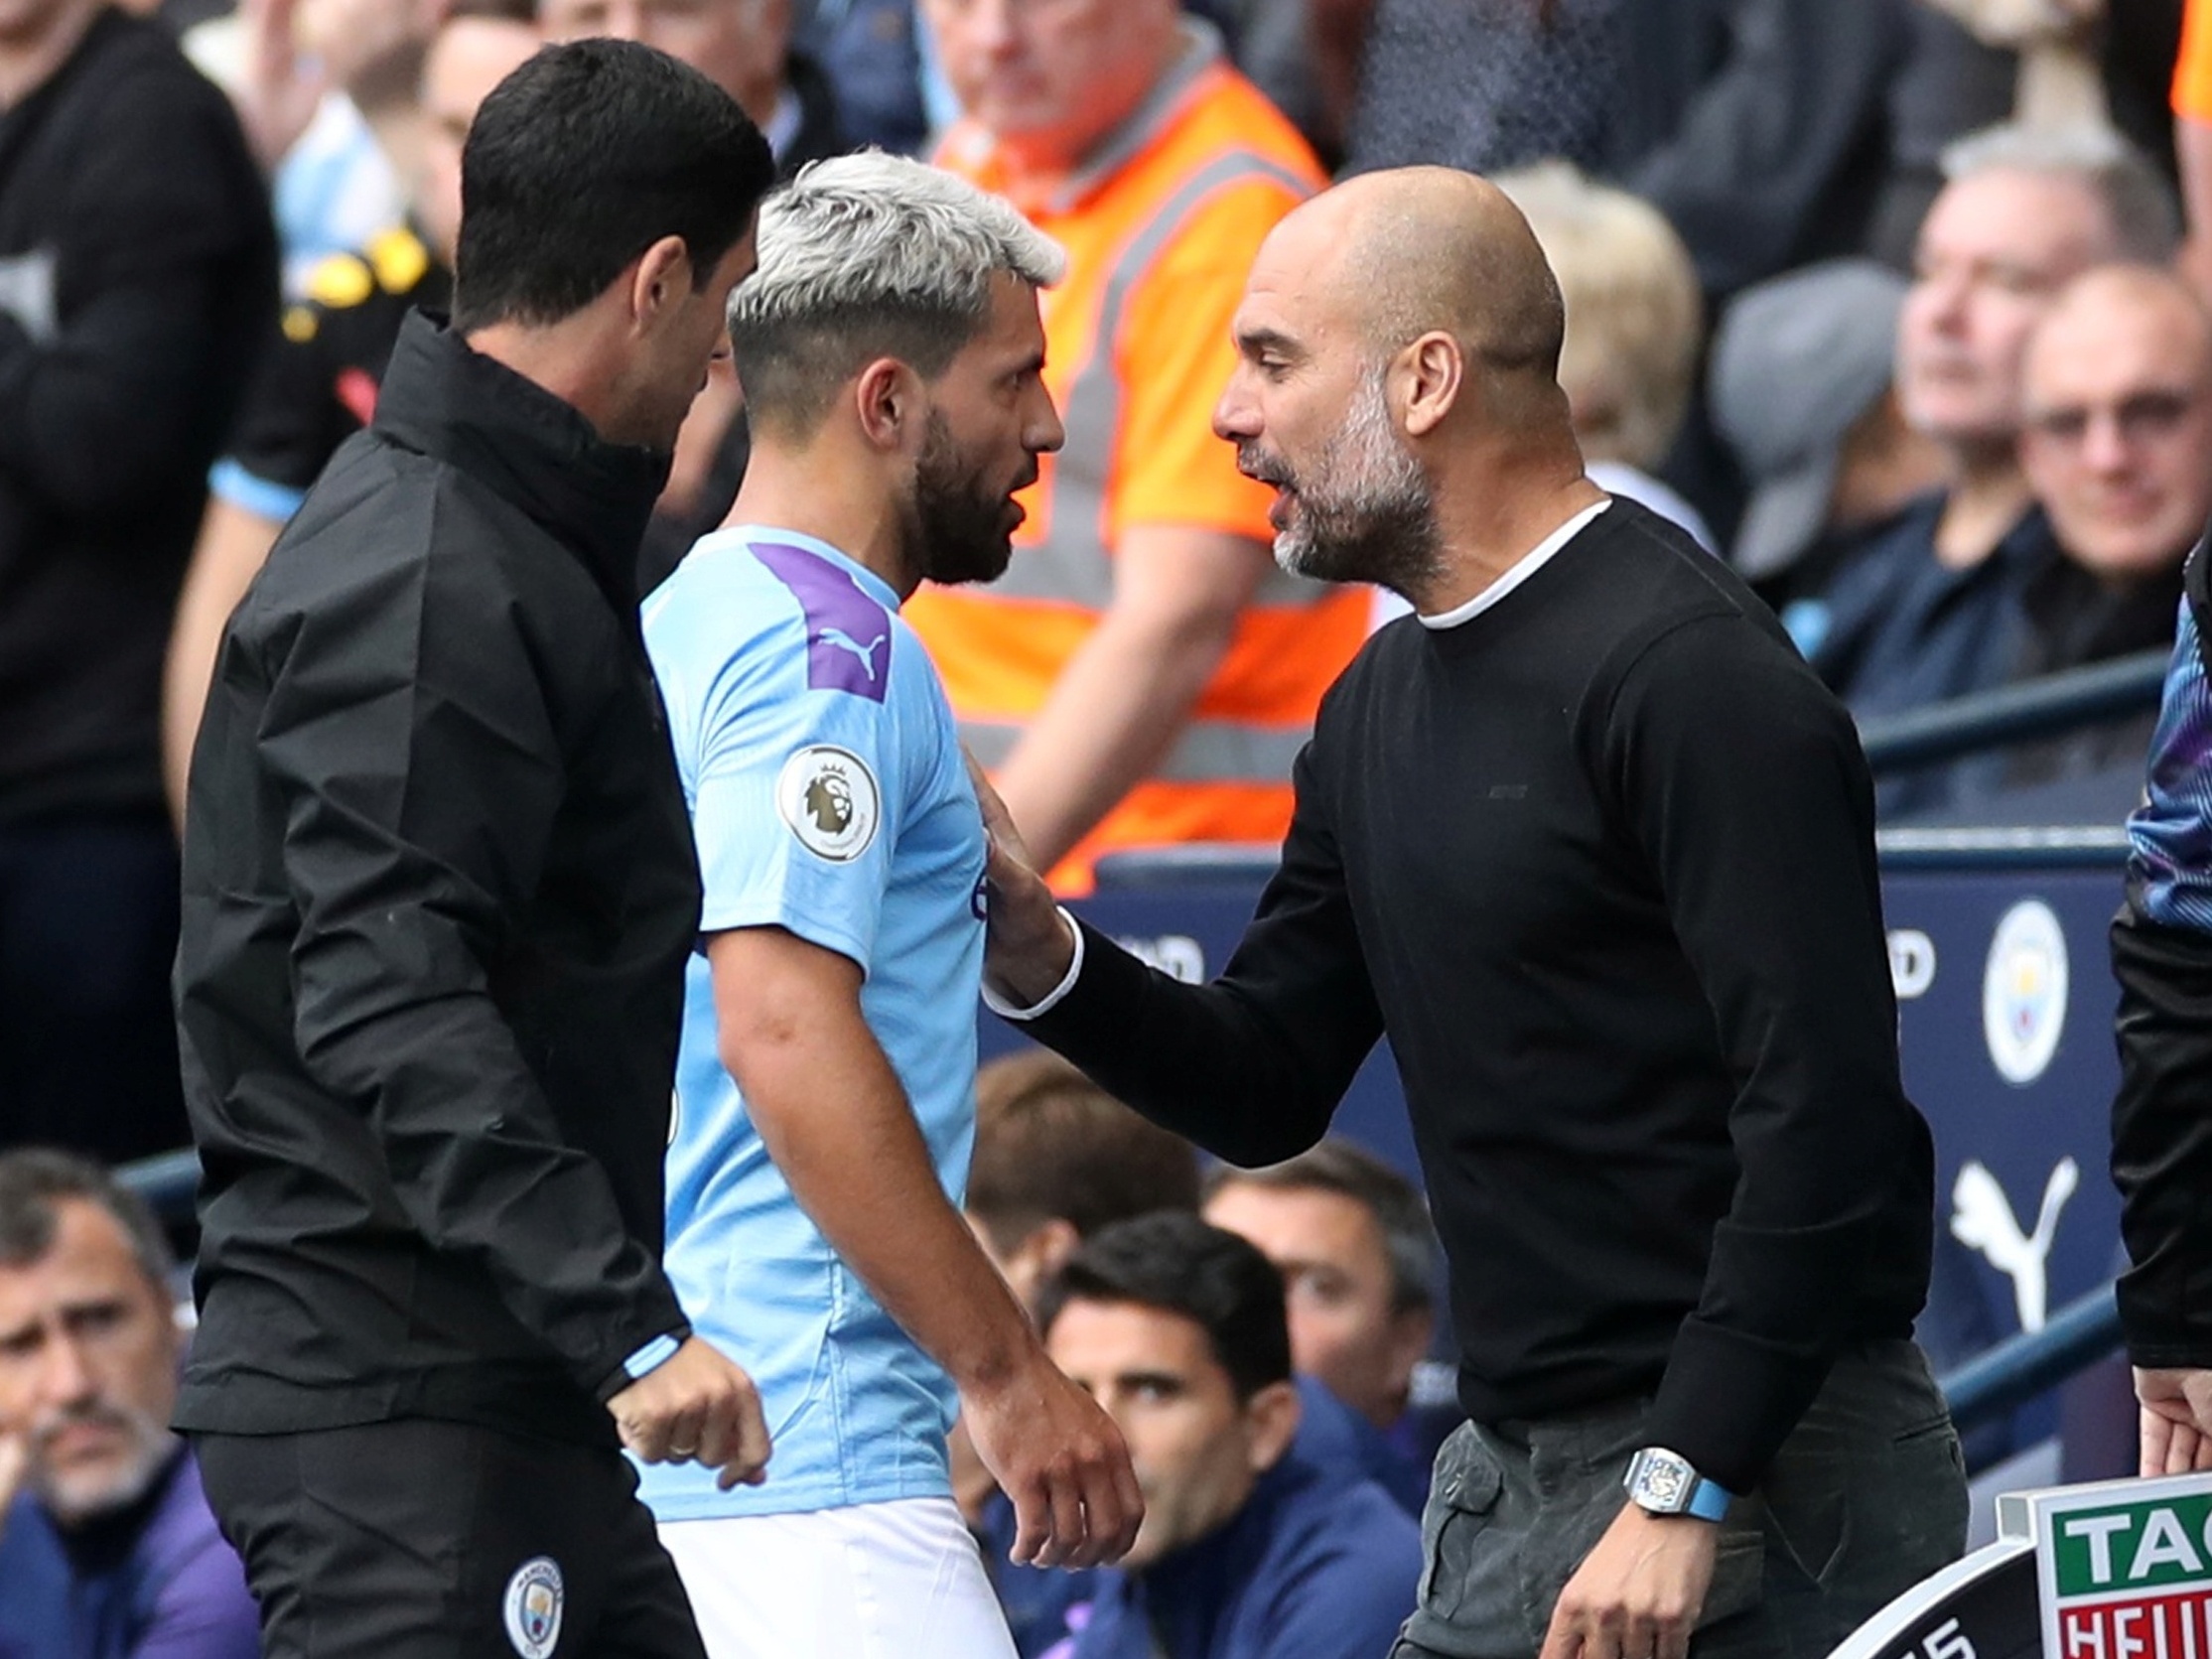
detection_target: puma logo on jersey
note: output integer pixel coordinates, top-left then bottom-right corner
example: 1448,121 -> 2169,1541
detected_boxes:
815,627 -> 886,682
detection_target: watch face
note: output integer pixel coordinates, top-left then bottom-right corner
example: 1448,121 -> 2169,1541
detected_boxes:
1629,1451 -> 1696,1512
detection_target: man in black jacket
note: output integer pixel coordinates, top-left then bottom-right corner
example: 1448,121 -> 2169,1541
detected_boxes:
174,42 -> 778,1659
0,0 -> 274,1165
977,167 -> 1965,1659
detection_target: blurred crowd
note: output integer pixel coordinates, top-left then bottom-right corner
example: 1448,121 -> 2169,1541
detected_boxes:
4,0 -> 2212,1649
8,0 -> 2208,1166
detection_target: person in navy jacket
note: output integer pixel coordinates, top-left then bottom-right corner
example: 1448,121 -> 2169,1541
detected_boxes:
1037,1214 -> 1420,1659
0,1152 -> 255,1659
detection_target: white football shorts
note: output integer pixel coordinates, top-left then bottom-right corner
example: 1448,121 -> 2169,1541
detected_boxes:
657,1496 -> 1020,1659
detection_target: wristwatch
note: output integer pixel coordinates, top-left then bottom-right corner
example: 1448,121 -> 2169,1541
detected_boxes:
1622,1447 -> 1733,1522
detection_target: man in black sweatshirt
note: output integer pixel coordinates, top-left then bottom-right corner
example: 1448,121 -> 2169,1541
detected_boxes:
175,42 -> 778,1659
978,166 -> 1966,1659
0,0 -> 274,1163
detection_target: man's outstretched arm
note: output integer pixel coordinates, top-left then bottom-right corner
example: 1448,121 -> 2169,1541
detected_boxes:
975,756 -> 1379,1167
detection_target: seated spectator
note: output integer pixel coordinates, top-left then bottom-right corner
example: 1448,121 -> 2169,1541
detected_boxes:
1808,122 -> 2177,814
0,1151 -> 256,1659
966,1049 -> 1202,1308
1495,161 -> 1712,550
163,0 -> 539,820
0,0 -> 274,1164
961,1058 -> 1408,1651
1037,1214 -> 1420,1659
1202,1140 -> 1448,1516
961,1050 -> 1199,1659
1707,260 -> 1948,614
2001,263 -> 2211,789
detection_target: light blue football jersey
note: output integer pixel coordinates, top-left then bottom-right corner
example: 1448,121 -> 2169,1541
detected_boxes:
637,527 -> 987,1520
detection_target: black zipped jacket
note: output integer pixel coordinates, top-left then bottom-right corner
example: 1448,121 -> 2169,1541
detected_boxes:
175,314 -> 702,1449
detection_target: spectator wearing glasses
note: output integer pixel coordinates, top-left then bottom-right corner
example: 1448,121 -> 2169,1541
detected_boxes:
2000,264 -> 2211,795
1806,122 -> 2177,814
2017,266 -> 2212,606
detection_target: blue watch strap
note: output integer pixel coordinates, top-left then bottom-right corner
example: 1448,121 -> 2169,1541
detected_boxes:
621,1332 -> 682,1383
1686,1476 -> 1734,1522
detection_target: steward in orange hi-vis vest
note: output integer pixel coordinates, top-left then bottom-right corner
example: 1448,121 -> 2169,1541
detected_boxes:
910,26 -> 1370,895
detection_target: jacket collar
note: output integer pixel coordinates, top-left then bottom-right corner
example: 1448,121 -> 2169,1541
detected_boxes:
372,310 -> 671,613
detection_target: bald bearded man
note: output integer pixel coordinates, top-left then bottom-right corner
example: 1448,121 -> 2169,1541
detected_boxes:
975,168 -> 1965,1659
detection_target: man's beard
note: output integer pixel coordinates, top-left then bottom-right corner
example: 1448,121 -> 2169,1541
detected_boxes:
1248,368 -> 1441,595
908,411 -> 1025,588
29,1396 -> 177,1528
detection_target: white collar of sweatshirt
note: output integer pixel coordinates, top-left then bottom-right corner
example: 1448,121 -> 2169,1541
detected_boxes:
1418,498 -> 1612,630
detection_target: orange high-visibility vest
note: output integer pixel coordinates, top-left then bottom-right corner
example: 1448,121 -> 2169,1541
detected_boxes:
2180,0 -> 2212,121
909,36 -> 1370,895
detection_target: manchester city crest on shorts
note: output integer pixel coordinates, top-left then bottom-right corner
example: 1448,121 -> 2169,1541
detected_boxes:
776,744 -> 881,863
502,1556 -> 564,1659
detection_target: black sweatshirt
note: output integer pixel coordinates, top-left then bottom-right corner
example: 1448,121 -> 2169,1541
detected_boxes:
174,315 -> 700,1448
1025,500 -> 1935,1494
0,8 -> 275,823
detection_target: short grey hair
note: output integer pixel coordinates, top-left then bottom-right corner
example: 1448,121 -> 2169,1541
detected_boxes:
728,151 -> 1065,434
1939,122 -> 2179,264
0,1148 -> 176,1292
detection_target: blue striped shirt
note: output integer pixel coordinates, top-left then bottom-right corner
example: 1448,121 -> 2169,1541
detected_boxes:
2128,598 -> 2212,933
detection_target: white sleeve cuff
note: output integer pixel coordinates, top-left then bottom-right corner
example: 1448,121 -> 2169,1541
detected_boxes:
982,908 -> 1085,1021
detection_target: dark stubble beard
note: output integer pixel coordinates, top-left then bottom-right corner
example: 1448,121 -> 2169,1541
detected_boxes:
1263,368 -> 1442,597
908,410 -> 1021,588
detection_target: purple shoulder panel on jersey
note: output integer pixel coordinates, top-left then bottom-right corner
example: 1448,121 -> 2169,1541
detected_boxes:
751,540 -> 895,703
